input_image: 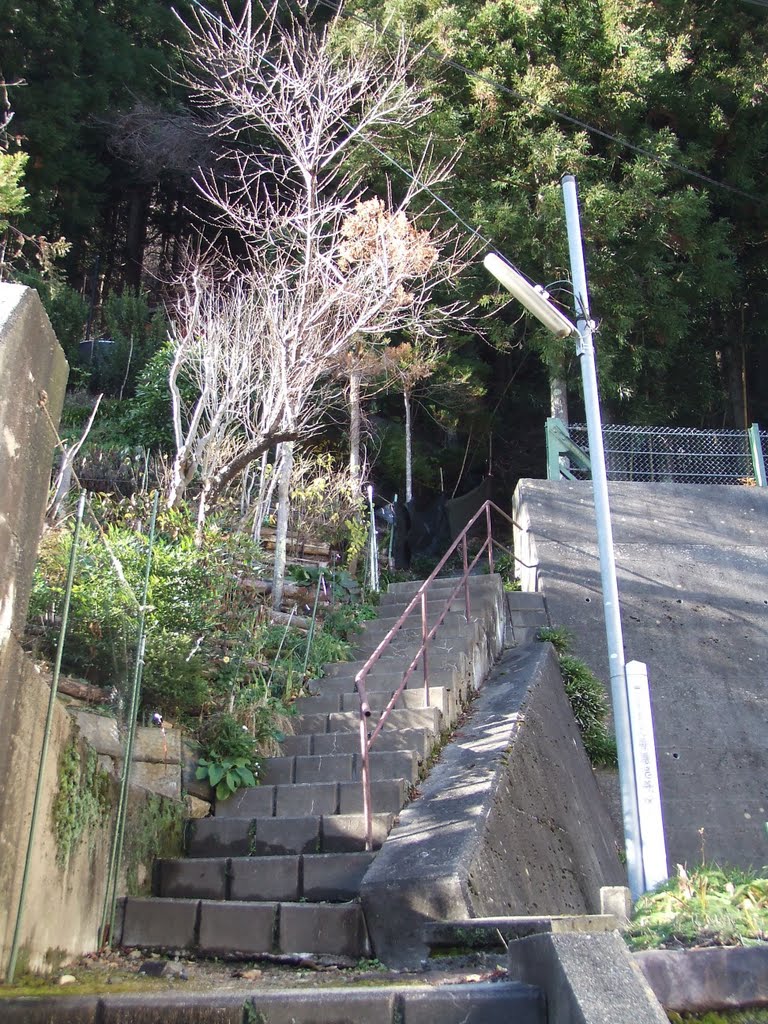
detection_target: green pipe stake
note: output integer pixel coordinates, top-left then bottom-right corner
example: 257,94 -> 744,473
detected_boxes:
301,574 -> 325,680
100,491 -> 160,946
7,492 -> 87,983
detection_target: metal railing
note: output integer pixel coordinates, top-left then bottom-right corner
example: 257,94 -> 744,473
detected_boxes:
546,417 -> 768,486
355,500 -> 518,851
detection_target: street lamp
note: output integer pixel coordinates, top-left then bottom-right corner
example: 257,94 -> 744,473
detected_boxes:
483,184 -> 667,899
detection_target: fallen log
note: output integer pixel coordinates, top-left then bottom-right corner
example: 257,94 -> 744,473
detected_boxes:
56,676 -> 110,703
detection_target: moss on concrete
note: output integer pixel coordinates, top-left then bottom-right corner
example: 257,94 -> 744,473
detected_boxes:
123,793 -> 185,896
52,741 -> 112,868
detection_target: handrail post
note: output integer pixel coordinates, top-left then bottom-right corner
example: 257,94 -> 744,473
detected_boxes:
486,503 -> 494,574
360,709 -> 373,852
462,533 -> 471,619
421,590 -> 430,707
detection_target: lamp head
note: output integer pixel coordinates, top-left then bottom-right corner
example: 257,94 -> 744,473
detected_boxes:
483,252 -> 576,338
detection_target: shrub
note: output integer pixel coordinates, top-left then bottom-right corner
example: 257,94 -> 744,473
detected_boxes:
536,627 -> 617,767
626,863 -> 768,951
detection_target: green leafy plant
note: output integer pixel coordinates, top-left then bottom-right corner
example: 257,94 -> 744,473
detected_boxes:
626,863 -> 768,951
536,626 -> 617,767
196,755 -> 258,801
195,713 -> 261,800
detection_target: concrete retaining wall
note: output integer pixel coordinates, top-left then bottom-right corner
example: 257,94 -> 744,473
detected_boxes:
0,286 -> 184,976
361,643 -> 624,967
513,478 -> 768,870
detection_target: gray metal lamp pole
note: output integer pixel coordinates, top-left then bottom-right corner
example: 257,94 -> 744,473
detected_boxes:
561,173 -> 644,898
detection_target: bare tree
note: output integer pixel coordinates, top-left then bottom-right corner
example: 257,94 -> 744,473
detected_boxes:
168,1 -> 472,579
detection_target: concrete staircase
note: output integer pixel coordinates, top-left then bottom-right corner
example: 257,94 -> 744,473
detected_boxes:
119,575 -> 506,960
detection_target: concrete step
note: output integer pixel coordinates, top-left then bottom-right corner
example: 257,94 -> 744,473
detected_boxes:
296,686 -> 450,723
157,851 -> 376,902
322,647 -> 467,675
361,608 -> 471,632
295,705 -> 443,737
217,778 -> 408,818
8,980 -> 545,1023
280,728 -> 433,762
259,749 -> 419,785
505,591 -> 547,613
383,574 -> 501,599
313,665 -> 470,709
187,812 -> 394,857
352,631 -> 474,660
121,896 -> 371,958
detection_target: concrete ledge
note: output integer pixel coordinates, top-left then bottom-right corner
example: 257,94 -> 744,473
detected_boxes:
360,644 -> 624,968
634,945 -> 768,1013
425,915 -> 619,951
507,932 -> 668,1024
0,981 -> 543,1024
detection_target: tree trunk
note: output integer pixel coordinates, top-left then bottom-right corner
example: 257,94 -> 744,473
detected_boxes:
349,368 -> 362,495
124,184 -> 152,292
252,448 -> 271,543
272,440 -> 295,609
404,390 -> 413,503
550,371 -> 569,425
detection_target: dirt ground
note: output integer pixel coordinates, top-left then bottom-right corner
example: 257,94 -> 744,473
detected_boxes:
1,947 -> 510,999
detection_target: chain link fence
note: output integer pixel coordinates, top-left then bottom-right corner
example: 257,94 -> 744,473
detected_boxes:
552,421 -> 768,485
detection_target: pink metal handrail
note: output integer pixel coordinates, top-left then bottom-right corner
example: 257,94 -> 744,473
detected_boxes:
356,499 -> 519,850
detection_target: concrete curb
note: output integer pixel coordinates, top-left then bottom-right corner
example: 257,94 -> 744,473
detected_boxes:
634,945 -> 768,1013
507,931 -> 669,1024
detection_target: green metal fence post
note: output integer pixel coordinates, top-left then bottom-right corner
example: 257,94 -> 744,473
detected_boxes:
545,418 -> 562,480
749,423 -> 766,486
7,492 -> 87,983
100,491 -> 160,947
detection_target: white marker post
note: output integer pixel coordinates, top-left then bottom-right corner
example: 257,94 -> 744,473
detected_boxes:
626,660 -> 668,891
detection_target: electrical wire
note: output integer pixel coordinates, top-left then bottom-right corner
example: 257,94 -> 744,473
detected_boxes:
313,0 -> 767,207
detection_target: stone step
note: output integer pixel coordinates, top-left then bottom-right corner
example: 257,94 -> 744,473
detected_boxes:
315,666 -> 469,708
505,591 -> 547,612
361,608 -> 470,631
293,687 -> 452,727
187,812 -> 394,857
321,651 -> 468,680
259,749 -> 419,785
280,728 -> 432,761
510,626 -> 543,646
157,851 -> 376,902
7,981 -> 545,1023
353,630 -> 474,660
295,705 -> 443,737
216,778 -> 407,818
121,896 -> 371,958
383,574 -> 501,598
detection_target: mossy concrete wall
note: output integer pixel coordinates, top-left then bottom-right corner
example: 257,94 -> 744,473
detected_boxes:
0,286 -> 183,976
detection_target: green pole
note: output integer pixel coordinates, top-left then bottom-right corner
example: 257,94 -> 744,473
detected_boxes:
749,423 -> 766,486
7,492 -> 87,983
301,575 -> 325,680
100,491 -> 160,946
